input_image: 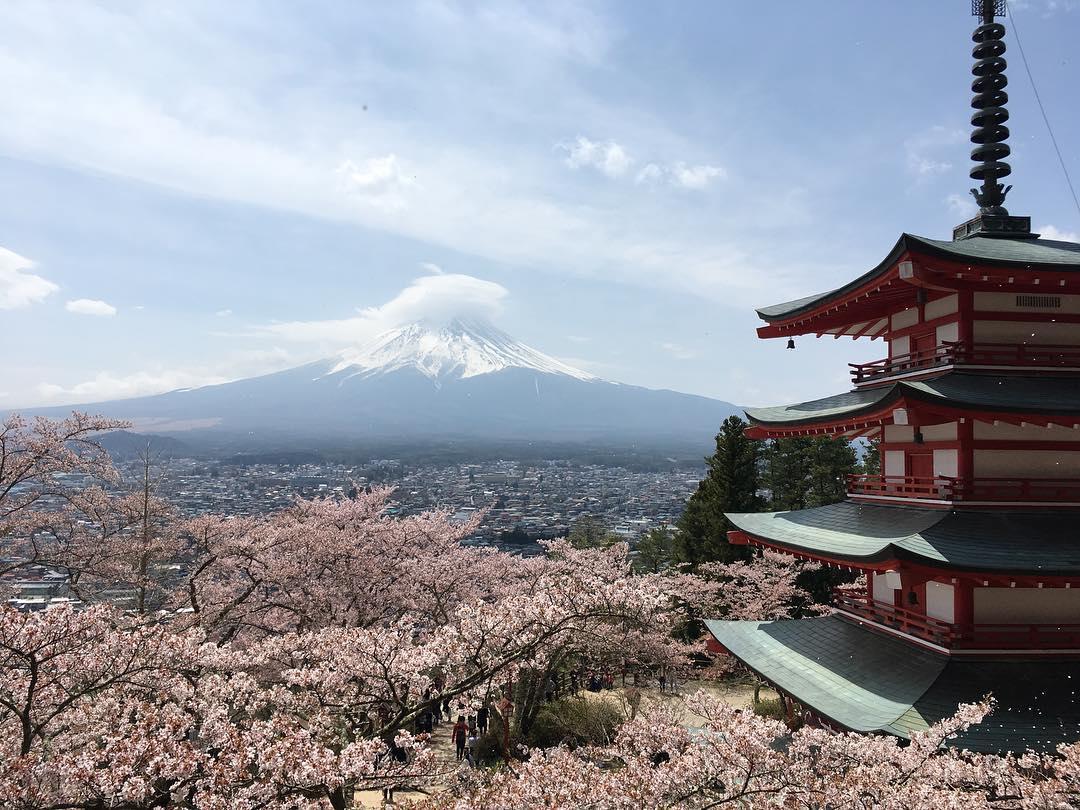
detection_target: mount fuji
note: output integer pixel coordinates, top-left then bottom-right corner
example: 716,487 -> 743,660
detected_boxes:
28,320 -> 741,447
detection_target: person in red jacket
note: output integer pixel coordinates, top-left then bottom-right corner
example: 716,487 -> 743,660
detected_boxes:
451,715 -> 468,761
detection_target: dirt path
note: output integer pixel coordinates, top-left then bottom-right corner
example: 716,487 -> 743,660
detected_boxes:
353,679 -> 774,807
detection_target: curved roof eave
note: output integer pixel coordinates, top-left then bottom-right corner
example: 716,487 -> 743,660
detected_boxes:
755,233 -> 1080,324
726,501 -> 1080,575
755,234 -> 910,322
744,373 -> 1080,429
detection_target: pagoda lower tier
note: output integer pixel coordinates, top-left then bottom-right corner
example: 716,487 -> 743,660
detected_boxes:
708,499 -> 1080,752
705,615 -> 1080,755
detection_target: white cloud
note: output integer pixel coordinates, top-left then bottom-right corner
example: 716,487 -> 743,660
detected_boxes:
33,347 -> 296,406
559,136 -> 632,178
946,193 -> 977,219
634,161 -> 726,190
65,298 -> 117,316
634,163 -> 663,185
910,157 -> 953,176
215,308 -> 233,317
0,3 -> 821,313
0,246 -> 58,310
37,369 -> 227,403
259,272 -> 509,344
660,341 -> 697,360
419,262 -> 443,275
1037,224 -> 1079,242
905,126 -> 964,178
336,154 -> 416,211
670,162 -> 725,190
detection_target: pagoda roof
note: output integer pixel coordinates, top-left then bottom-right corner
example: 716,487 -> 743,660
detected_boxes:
725,501 -> 1080,574
744,372 -> 1080,431
757,233 -> 1080,323
704,615 -> 1080,754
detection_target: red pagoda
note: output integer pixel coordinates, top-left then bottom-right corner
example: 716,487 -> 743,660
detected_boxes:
705,1 -> 1080,754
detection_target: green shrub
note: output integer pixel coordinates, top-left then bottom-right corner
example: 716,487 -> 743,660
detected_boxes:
473,730 -> 504,766
526,697 -> 623,749
751,697 -> 786,721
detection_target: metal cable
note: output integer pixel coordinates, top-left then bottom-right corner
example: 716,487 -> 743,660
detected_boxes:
1006,1 -> 1080,225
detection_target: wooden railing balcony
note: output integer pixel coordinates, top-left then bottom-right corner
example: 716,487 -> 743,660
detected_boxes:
834,590 -> 1080,650
849,340 -> 1080,384
847,474 -> 1080,504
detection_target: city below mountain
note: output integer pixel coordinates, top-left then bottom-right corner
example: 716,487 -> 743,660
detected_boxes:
29,320 -> 741,449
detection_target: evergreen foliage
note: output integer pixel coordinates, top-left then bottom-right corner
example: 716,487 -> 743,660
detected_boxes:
567,516 -> 619,549
633,527 -> 675,573
859,438 -> 881,476
764,436 -> 858,511
674,416 -> 763,566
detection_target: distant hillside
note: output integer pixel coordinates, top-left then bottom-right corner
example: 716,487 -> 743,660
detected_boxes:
26,319 -> 743,452
96,430 -> 192,460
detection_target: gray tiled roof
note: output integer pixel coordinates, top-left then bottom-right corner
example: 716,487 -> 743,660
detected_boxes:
726,501 -> 1080,574
756,233 -> 1080,322
704,615 -> 1080,754
745,372 -> 1080,426
911,234 -> 1080,267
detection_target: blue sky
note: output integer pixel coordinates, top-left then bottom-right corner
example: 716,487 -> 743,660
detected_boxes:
3,0 -> 1078,410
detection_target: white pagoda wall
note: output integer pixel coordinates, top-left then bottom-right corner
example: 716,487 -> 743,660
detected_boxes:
925,294 -> 958,321
974,422 -> 1080,441
972,320 -> 1080,344
973,588 -> 1080,624
926,581 -> 955,623
974,291 -> 1080,314
973,449 -> 1080,478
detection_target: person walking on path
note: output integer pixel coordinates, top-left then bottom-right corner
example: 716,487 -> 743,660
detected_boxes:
442,697 -> 452,722
476,704 -> 489,734
465,731 -> 479,767
452,715 -> 468,761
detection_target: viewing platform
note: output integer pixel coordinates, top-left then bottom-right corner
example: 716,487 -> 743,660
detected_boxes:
833,589 -> 1080,652
850,341 -> 1080,386
846,474 -> 1080,505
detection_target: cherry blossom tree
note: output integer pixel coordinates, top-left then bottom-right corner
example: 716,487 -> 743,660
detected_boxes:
0,412 -> 127,578
4,414 -> 1077,809
676,549 -> 827,624
437,693 -> 1079,809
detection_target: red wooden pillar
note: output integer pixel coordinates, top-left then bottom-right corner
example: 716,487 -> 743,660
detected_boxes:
954,579 -> 975,638
957,417 -> 974,489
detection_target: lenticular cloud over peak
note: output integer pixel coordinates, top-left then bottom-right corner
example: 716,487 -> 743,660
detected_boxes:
361,273 -> 509,328
258,271 -> 509,346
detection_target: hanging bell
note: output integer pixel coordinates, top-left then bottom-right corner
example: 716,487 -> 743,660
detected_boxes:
786,338 -> 796,350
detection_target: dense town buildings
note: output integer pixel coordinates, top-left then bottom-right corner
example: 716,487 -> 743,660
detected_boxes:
3,456 -> 701,609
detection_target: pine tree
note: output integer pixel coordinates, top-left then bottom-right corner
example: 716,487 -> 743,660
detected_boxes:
567,516 -> 618,549
858,438 -> 881,476
633,527 -> 674,573
764,436 -> 858,510
675,416 -> 764,566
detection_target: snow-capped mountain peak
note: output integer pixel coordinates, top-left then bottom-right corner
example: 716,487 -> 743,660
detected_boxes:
326,319 -> 596,383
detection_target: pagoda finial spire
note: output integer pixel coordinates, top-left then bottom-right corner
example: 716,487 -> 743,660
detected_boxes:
953,0 -> 1032,240
969,0 -> 1011,214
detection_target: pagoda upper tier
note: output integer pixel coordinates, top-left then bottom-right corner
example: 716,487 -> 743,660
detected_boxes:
745,372 -> 1080,437
747,230 -> 1080,509
757,232 -> 1080,342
